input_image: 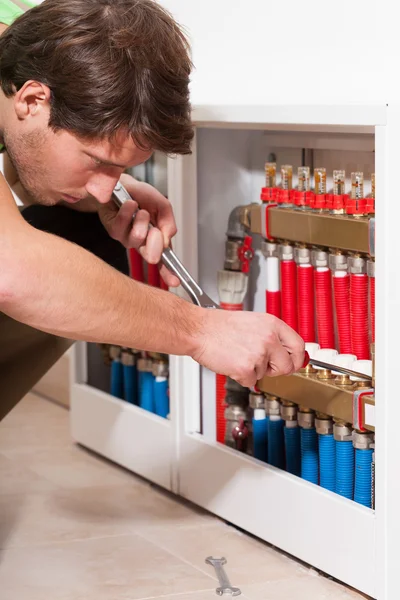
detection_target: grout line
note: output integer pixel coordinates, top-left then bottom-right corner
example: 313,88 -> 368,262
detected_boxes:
124,588 -> 217,600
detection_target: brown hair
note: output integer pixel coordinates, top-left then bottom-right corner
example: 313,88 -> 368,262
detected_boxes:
0,0 -> 194,154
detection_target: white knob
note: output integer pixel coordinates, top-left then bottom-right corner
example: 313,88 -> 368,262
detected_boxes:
332,353 -> 357,374
350,360 -> 373,382
305,343 -> 320,358
314,348 -> 338,369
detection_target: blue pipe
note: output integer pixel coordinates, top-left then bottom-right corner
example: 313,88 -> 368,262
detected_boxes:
318,434 -> 336,492
154,377 -> 169,418
335,440 -> 354,499
267,418 -> 285,469
284,425 -> 301,476
354,448 -> 373,508
301,428 -> 318,484
123,363 -> 138,405
252,416 -> 269,463
110,359 -> 124,399
139,371 -> 155,413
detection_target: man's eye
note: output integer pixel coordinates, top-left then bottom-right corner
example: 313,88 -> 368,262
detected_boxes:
91,157 -> 103,167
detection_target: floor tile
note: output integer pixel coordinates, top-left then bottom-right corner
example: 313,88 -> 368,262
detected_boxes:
0,534 -> 215,600
140,520 -> 304,585
0,453 -> 58,496
241,575 -> 367,599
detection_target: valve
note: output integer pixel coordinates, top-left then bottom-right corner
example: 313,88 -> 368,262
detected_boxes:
237,235 -> 254,274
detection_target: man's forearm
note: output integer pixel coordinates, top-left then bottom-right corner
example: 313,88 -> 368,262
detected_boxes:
0,219 -> 202,357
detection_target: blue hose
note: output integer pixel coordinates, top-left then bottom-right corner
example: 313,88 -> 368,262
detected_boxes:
139,371 -> 155,413
301,428 -> 318,484
154,377 -> 169,418
335,440 -> 354,499
354,448 -> 373,508
123,364 -> 138,405
110,359 -> 124,399
319,434 -> 336,492
284,426 -> 301,476
268,418 -> 285,469
253,417 -> 268,463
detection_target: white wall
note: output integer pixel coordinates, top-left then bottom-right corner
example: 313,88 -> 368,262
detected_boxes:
160,0 -> 387,106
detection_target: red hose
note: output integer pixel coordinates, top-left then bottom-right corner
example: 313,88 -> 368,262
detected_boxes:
129,248 -> 144,282
216,302 -> 243,443
280,260 -> 298,331
350,273 -> 370,359
147,263 -> 160,288
333,273 -> 352,354
297,264 -> 315,342
266,291 -> 281,318
370,276 -> 375,343
160,278 -> 169,291
315,268 -> 335,349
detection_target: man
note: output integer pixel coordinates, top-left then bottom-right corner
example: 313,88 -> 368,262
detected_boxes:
0,0 -> 305,421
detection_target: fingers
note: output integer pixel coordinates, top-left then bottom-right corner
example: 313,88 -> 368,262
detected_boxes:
159,264 -> 180,288
156,201 -> 178,248
275,319 -> 305,372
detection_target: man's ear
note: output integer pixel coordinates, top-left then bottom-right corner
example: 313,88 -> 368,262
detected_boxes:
0,23 -> 8,35
14,81 -> 51,120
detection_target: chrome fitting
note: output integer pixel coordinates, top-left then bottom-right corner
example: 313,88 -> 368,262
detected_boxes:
298,410 -> 315,429
352,430 -> 374,450
217,270 -> 248,305
249,391 -> 265,410
315,417 -> 333,435
121,349 -> 135,367
137,358 -> 153,373
367,259 -> 375,278
279,243 -> 295,261
109,345 -> 121,361
261,241 -> 280,258
348,255 -> 366,274
265,397 -> 281,417
329,253 -> 348,272
224,240 -> 242,271
281,401 -> 297,421
294,246 -> 311,265
311,249 -> 329,268
152,361 -> 169,378
333,422 -> 353,442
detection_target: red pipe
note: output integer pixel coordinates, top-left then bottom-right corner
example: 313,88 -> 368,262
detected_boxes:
370,276 -> 375,344
216,301 -> 243,443
333,273 -> 352,354
350,273 -> 370,359
297,264 -> 315,342
266,291 -> 281,318
280,260 -> 298,331
129,248 -> 144,282
315,268 -> 335,349
147,263 -> 160,288
160,278 -> 169,291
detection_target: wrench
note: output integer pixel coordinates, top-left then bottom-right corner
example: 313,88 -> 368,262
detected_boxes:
112,182 -> 220,309
205,556 -> 241,596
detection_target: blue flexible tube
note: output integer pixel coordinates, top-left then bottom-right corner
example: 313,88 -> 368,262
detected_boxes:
123,364 -> 138,405
253,417 -> 268,463
301,428 -> 318,484
284,426 -> 301,476
110,359 -> 124,399
318,434 -> 336,492
354,448 -> 373,508
139,371 -> 155,413
268,418 -> 285,469
154,377 -> 169,418
335,440 -> 355,499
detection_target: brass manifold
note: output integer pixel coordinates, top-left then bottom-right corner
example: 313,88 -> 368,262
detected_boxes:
257,369 -> 375,432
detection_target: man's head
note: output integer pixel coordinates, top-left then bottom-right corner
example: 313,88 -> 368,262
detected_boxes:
0,0 -> 193,205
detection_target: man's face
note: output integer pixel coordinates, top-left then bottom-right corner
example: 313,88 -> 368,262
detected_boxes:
2,82 -> 152,206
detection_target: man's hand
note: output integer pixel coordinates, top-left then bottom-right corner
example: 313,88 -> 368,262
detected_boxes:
98,173 -> 179,287
192,309 -> 305,387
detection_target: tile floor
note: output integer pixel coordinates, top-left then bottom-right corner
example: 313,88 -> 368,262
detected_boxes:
0,393 -> 370,600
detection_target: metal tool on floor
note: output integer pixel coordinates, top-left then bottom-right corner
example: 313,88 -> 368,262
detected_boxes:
205,556 -> 241,596
112,182 -> 220,309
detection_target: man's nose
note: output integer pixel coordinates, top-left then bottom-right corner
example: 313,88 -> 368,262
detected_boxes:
86,174 -> 120,204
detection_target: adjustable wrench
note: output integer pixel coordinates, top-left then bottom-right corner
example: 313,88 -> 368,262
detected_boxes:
205,556 -> 241,596
303,352 -> 372,381
112,182 -> 219,309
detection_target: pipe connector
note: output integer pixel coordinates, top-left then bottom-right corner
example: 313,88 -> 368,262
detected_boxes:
137,358 -> 153,373
279,242 -> 295,261
249,391 -> 265,410
333,421 -> 353,442
109,345 -> 121,361
311,249 -> 329,268
217,270 -> 248,305
261,241 -> 280,259
121,349 -> 135,367
226,206 -> 248,241
352,430 -> 374,450
348,255 -> 366,274
265,395 -> 281,417
315,416 -> 333,435
281,400 -> 297,421
367,259 -> 375,278
152,360 -> 169,378
298,408 -> 315,429
294,246 -> 311,265
329,252 -> 348,272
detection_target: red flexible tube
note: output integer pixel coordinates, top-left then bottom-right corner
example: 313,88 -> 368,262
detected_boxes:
266,291 -> 281,318
350,273 -> 370,359
216,302 -> 243,443
280,260 -> 298,331
129,249 -> 144,282
297,264 -> 315,342
160,278 -> 169,291
147,263 -> 160,288
370,276 -> 375,344
315,268 -> 335,349
333,273 -> 352,354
